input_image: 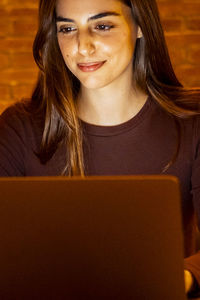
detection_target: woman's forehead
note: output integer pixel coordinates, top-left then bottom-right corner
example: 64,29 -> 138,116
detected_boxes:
55,0 -> 133,26
56,0 -> 128,15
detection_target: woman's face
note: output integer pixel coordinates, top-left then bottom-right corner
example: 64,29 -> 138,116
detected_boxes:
56,0 -> 141,90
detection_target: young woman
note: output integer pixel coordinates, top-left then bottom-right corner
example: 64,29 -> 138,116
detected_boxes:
0,0 -> 200,295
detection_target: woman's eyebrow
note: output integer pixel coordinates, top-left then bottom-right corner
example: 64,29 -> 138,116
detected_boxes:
56,11 -> 121,23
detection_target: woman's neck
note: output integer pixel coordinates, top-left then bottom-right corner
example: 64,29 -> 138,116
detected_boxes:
77,78 -> 148,126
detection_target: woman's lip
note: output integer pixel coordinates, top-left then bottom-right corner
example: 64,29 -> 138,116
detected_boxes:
77,61 -> 106,72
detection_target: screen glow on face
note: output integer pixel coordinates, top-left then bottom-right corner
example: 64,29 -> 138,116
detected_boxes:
56,0 -> 140,90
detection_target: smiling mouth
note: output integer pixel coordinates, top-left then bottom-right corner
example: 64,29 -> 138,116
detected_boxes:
77,61 -> 106,72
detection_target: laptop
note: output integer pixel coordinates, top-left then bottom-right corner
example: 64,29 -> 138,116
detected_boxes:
0,175 -> 187,299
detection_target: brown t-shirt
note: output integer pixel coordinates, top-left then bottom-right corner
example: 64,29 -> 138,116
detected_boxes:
0,97 -> 200,290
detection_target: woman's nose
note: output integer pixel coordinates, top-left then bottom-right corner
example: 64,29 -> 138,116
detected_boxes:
78,30 -> 95,56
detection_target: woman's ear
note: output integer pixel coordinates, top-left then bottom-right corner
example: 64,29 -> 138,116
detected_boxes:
137,27 -> 143,39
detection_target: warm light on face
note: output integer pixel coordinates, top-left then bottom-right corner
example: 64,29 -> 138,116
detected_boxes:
56,0 -> 141,90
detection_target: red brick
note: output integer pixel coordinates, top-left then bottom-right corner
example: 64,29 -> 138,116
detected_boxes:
0,53 -> 11,70
5,0 -> 38,9
10,52 -> 36,69
11,19 -> 37,37
0,85 -> 11,101
168,47 -> 187,66
166,35 -> 200,66
0,38 -> 34,52
187,46 -> 200,64
185,19 -> 200,31
161,19 -> 182,32
9,8 -> 38,19
0,1 -> 8,9
174,65 -> 200,88
158,3 -> 200,18
0,69 -> 38,85
166,34 -> 200,49
0,9 -> 9,17
0,18 -> 12,37
11,84 -> 34,101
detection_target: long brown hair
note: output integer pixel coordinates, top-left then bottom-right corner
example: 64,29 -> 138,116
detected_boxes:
32,0 -> 200,176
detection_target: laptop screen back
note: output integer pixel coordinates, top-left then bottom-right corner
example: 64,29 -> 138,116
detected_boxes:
0,175 -> 186,299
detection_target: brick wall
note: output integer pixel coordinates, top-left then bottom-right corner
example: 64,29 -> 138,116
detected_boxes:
158,0 -> 200,88
0,0 -> 38,112
0,0 -> 200,112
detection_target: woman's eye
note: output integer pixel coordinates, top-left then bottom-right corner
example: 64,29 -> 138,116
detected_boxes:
96,24 -> 114,31
58,27 -> 76,34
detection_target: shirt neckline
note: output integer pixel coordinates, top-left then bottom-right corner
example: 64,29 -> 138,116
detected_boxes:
80,96 -> 152,137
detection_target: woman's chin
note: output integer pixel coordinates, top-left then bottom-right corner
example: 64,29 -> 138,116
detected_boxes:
80,78 -> 108,90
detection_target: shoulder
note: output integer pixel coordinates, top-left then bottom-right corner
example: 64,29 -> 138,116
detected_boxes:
178,114 -> 200,139
0,100 -> 45,176
1,100 -> 38,124
0,100 -> 45,153
0,101 -> 28,139
0,100 -> 44,136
